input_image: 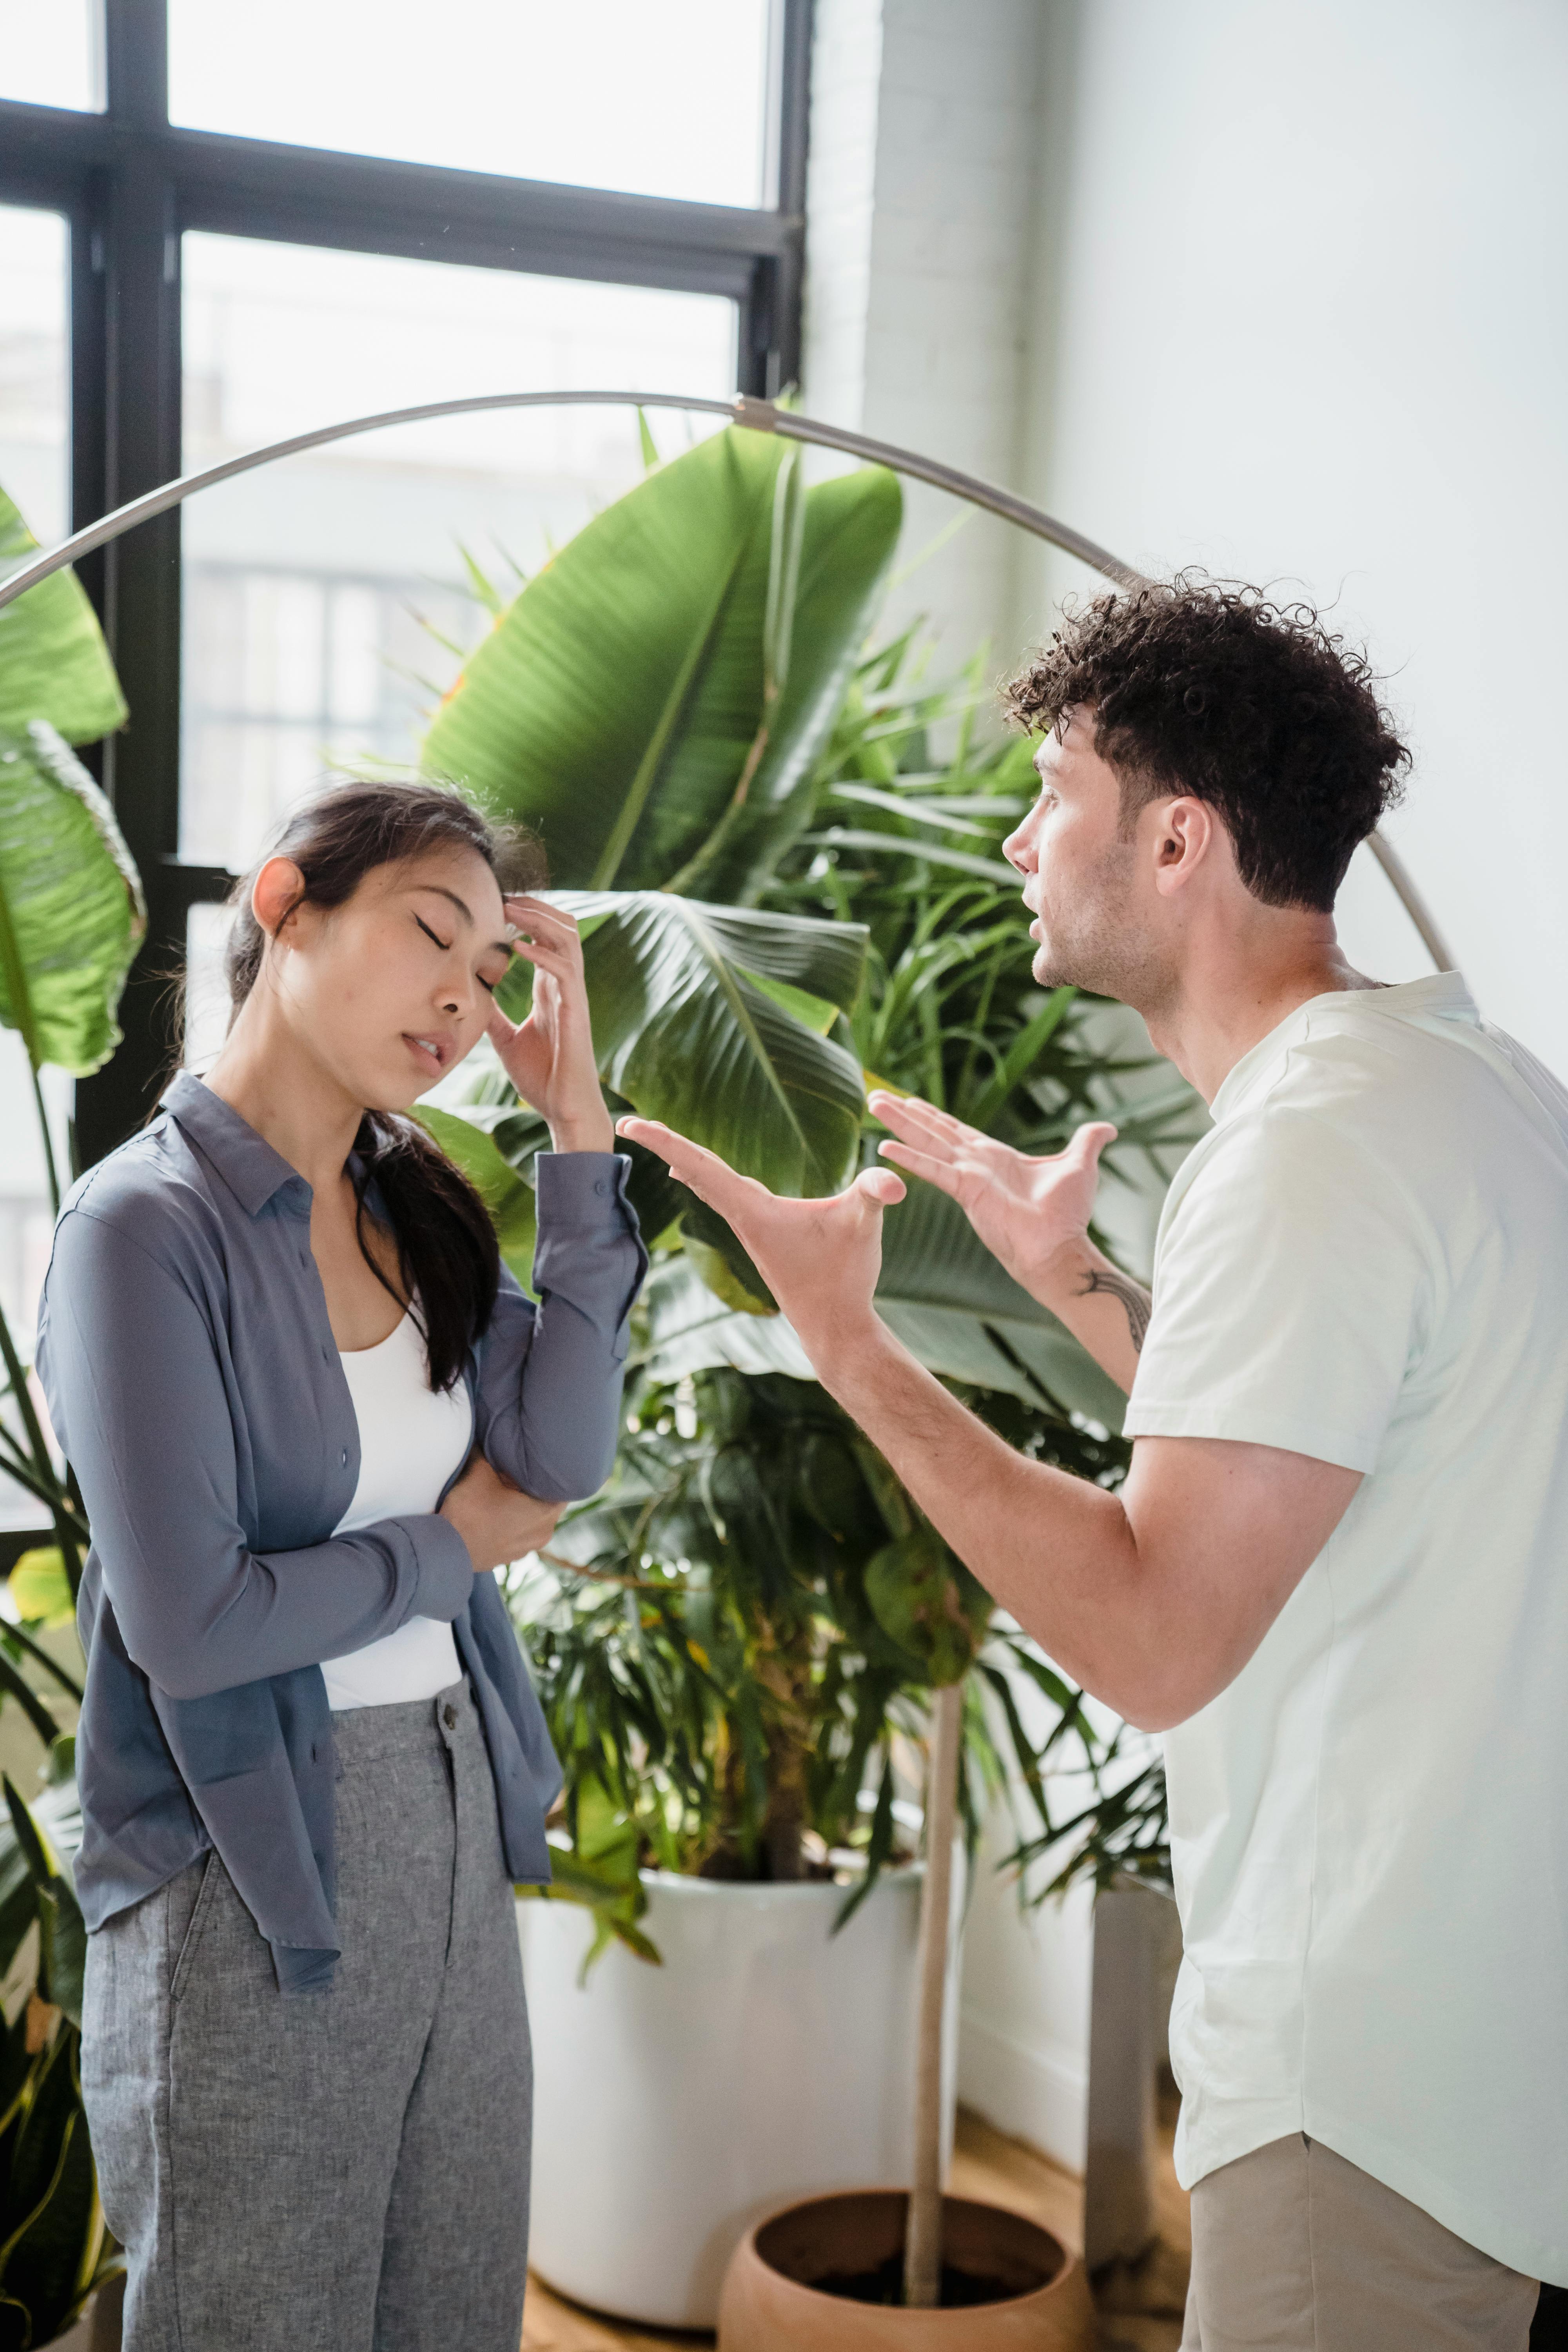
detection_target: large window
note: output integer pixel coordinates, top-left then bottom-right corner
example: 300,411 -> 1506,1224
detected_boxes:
167,0 -> 773,209
0,0 -> 809,1557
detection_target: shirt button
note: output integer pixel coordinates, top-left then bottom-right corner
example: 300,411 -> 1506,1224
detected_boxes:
340,1449 -> 348,1467
594,1178 -> 608,1197
442,1702 -> 458,1729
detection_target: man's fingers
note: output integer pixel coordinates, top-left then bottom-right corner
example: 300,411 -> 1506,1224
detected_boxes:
876,1139 -> 966,1199
1061,1120 -> 1118,1169
615,1116 -> 758,1214
853,1165 -> 906,1209
867,1090 -> 975,1152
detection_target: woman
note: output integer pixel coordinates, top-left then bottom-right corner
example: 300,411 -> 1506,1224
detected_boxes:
36,781 -> 646,2351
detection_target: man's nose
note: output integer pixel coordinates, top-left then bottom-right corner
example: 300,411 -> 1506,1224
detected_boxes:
1002,818 -> 1036,875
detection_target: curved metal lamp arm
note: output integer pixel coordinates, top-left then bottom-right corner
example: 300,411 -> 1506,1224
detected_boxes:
0,387 -> 1450,967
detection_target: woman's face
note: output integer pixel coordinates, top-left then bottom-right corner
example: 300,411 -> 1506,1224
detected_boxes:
258,844 -> 514,1111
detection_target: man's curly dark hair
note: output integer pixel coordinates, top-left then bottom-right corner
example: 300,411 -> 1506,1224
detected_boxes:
1002,577 -> 1410,913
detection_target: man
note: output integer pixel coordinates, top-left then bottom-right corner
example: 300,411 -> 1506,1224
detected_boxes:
621,580 -> 1567,2350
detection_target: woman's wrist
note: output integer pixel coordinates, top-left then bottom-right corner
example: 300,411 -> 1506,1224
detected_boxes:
546,1106 -> 616,1154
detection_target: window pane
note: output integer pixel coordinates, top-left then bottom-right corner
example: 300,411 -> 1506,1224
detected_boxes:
0,1 -> 103,112
180,232 -> 737,874
169,0 -> 771,209
0,206 -> 69,546
0,206 -> 71,1533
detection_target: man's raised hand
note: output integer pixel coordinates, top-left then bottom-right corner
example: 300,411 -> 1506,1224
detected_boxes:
867,1091 -> 1118,1305
613,1117 -> 906,1368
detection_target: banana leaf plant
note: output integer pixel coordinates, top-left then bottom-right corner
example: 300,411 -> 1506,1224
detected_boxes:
0,477 -> 135,2340
0,483 -> 143,1618
418,426 -> 1200,1958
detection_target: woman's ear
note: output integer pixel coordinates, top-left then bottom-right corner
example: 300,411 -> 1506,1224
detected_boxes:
251,857 -> 307,942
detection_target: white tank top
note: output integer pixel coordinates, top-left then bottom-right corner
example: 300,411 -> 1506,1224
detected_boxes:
322,1309 -> 473,1711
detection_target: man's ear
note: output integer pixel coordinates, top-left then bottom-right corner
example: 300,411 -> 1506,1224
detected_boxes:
1151,797 -> 1216,897
251,857 -> 307,941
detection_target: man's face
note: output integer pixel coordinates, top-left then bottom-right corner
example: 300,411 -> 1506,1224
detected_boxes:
1003,708 -> 1170,1006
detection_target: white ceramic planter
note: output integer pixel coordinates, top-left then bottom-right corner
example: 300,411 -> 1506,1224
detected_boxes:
518,1862 -> 960,2328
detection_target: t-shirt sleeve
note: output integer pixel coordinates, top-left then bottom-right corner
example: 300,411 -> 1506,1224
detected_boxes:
1123,1107 -> 1432,1473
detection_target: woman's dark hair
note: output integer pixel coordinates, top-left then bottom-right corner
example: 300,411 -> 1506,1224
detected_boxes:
223,779 -> 547,1391
1002,576 -> 1410,912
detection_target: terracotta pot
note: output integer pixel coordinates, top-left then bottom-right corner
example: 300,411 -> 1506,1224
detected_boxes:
719,2189 -> 1098,2349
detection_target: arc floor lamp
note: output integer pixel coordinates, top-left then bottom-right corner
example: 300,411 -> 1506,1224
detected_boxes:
0,388 -> 1455,974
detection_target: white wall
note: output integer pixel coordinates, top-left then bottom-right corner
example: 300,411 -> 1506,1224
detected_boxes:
1018,0 -> 1568,1065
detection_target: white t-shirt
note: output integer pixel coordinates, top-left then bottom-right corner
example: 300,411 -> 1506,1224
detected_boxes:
321,1310 -> 472,1711
1123,973 -> 1568,2286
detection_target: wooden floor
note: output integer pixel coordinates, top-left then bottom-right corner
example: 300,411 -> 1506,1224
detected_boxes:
521,2098 -> 1191,2350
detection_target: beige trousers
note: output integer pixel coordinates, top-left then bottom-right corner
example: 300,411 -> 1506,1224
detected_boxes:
1180,2134 -> 1539,2352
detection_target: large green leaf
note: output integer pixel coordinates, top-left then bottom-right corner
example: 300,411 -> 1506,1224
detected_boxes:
639,1180 -> 1127,1431
670,463 -> 907,903
416,1106 -> 538,1296
0,2027 -> 99,2341
564,889 -> 868,1196
421,428 -> 900,897
0,488 -> 125,747
0,725 -> 145,1075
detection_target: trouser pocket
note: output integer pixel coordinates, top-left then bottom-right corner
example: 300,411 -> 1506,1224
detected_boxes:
169,1852 -> 219,2003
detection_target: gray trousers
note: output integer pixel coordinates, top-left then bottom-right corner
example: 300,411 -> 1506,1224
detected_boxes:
1180,2133 -> 1539,2351
82,1681 -> 532,2352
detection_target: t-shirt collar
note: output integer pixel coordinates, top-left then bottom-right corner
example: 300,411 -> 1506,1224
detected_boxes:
1209,971 -> 1479,1128
158,1067 -> 313,1216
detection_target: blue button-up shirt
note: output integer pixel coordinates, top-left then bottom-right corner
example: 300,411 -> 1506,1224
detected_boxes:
36,1071 -> 646,1993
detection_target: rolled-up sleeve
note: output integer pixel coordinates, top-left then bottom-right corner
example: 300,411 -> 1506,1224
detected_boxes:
475,1150 -> 647,1501
38,1208 -> 474,1701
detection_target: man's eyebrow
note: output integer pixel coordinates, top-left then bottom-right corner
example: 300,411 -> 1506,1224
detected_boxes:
412,885 -> 511,960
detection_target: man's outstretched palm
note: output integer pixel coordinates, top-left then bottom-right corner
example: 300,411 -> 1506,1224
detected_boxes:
614,1117 -> 906,1355
868,1091 -> 1116,1306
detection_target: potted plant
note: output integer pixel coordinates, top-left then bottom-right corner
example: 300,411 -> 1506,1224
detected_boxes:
0,476 -> 140,2347
417,425 -> 1200,2325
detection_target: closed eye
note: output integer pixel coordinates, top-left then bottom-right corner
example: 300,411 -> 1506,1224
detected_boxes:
415,915 -> 452,952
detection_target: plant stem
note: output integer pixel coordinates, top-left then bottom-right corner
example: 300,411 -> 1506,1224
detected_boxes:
28,1059 -> 60,1221
904,1678 -> 962,2308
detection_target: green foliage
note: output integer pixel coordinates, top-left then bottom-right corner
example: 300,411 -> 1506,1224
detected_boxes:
0,490 -> 126,748
0,1784 -> 117,2348
0,470 -> 129,2341
417,440 -> 1197,1931
0,485 -> 140,1100
422,428 -> 902,905
0,727 -> 145,1083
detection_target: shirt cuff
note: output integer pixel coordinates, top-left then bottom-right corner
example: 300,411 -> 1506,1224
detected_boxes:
534,1149 -> 636,1229
402,1512 -> 476,1619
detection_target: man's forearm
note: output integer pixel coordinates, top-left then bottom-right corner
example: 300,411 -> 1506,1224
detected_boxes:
1024,1238 -> 1150,1396
811,1310 -> 1163,1718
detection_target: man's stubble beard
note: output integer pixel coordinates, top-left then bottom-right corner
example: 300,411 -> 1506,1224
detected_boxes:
1030,838 -> 1174,1016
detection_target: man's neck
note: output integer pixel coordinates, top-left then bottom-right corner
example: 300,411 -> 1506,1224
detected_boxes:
1142,918 -> 1383,1106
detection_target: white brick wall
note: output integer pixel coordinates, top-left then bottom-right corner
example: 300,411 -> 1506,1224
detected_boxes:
802,0 -> 1046,672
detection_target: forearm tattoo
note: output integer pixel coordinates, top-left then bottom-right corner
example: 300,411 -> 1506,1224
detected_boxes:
1080,1265 -> 1152,1354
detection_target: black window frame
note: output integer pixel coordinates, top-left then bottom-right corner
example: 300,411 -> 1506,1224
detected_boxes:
0,0 -> 811,1163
